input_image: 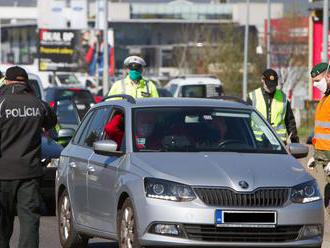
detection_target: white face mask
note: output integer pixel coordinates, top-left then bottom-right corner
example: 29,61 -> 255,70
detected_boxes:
314,77 -> 328,94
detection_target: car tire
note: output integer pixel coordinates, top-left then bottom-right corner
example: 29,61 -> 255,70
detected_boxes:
118,198 -> 142,248
58,190 -> 89,248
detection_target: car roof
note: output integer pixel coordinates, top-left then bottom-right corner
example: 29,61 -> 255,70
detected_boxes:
46,86 -> 91,91
95,97 -> 252,110
167,75 -> 221,86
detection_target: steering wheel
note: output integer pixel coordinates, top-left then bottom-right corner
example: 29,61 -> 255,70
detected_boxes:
218,139 -> 242,149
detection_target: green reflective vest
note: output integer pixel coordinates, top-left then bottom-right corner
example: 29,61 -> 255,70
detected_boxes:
108,76 -> 159,99
249,88 -> 287,141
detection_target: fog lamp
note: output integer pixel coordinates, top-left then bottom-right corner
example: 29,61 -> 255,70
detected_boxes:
151,223 -> 180,236
299,225 -> 322,239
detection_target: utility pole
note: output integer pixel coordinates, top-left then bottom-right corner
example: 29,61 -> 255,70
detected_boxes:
267,0 -> 271,68
103,0 -> 109,95
323,0 -> 329,62
242,0 -> 250,101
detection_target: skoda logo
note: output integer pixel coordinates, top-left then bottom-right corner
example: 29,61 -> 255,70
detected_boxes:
239,181 -> 249,189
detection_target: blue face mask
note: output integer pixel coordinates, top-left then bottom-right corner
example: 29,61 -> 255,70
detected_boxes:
129,70 -> 142,81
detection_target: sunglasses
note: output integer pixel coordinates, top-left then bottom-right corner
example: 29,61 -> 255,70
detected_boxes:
128,63 -> 143,71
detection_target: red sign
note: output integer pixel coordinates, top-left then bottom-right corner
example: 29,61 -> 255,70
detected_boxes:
312,21 -> 330,100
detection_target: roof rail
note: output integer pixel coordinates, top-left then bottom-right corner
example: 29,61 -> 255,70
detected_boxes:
102,94 -> 136,104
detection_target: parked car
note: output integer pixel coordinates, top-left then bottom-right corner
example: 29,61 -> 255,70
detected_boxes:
165,74 -> 223,98
56,96 -> 322,248
157,87 -> 172,97
45,87 -> 95,118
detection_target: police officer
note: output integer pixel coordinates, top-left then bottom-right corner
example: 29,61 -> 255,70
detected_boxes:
247,69 -> 299,143
108,55 -> 159,98
308,62 -> 330,211
0,66 -> 57,248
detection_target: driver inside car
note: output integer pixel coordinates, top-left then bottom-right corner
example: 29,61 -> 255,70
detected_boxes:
104,113 -> 125,150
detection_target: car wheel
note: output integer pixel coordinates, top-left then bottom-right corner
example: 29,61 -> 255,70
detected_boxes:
118,198 -> 142,248
58,190 -> 89,248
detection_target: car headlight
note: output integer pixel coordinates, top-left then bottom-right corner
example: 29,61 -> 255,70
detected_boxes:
144,178 -> 196,202
290,180 -> 321,204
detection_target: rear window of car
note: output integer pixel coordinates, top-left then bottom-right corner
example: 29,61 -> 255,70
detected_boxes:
56,89 -> 95,103
28,79 -> 42,99
181,85 -> 206,98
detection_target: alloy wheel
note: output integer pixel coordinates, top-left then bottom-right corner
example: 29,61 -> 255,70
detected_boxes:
59,194 -> 71,241
120,206 -> 135,248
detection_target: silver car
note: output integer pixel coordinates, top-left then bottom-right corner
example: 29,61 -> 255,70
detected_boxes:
56,97 -> 323,248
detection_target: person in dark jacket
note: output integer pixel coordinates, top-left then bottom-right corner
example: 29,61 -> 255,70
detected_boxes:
247,69 -> 299,143
0,66 -> 57,248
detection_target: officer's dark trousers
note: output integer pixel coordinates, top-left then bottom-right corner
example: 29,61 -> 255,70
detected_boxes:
0,178 -> 40,248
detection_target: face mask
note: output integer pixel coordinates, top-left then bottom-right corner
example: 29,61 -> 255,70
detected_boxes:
314,77 -> 328,94
263,83 -> 276,94
129,70 -> 142,81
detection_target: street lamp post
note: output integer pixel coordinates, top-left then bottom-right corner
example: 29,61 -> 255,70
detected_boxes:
242,0 -> 250,101
267,0 -> 271,68
323,0 -> 329,63
103,0 -> 109,95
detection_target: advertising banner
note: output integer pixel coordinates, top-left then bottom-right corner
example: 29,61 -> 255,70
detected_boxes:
39,29 -> 115,74
38,29 -> 81,71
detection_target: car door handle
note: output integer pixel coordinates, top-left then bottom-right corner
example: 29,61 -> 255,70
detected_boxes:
69,162 -> 77,168
87,166 -> 95,173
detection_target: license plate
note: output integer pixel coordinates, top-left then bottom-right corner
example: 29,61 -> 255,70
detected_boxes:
215,210 -> 277,227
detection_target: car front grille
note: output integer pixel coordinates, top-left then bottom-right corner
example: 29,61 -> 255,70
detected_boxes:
183,224 -> 302,242
194,187 -> 289,208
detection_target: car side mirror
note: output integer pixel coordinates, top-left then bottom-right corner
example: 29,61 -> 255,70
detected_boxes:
287,143 -> 309,159
93,140 -> 124,156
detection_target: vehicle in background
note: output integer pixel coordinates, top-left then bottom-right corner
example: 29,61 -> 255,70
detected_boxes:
45,87 -> 95,118
165,74 -> 223,98
28,72 -> 45,100
48,73 -> 84,88
157,87 -> 173,97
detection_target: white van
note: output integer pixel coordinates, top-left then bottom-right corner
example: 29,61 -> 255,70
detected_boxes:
165,75 -> 223,98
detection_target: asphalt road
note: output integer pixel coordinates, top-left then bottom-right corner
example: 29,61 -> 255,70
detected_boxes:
9,146 -> 330,247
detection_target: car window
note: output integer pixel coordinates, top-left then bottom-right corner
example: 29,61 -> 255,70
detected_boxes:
169,84 -> 178,95
56,100 -> 80,126
57,89 -> 95,104
28,79 -> 42,99
79,107 -> 112,147
57,74 -> 81,85
72,110 -> 94,144
181,85 -> 206,98
104,109 -> 126,152
132,107 -> 284,153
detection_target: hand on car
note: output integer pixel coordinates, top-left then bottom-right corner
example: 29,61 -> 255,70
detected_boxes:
324,162 -> 330,176
307,157 -> 316,170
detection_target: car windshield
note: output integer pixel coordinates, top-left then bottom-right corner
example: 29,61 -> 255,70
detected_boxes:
57,89 -> 94,104
57,74 -> 81,85
132,107 -> 285,153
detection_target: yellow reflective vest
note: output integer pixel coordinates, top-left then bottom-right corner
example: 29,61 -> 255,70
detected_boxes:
108,76 -> 159,99
249,88 -> 287,141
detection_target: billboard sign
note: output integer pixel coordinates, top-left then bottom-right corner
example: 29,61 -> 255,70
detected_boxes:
38,29 -> 80,72
38,29 -> 115,74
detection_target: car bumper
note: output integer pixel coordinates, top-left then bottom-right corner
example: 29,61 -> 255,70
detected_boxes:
135,198 -> 324,247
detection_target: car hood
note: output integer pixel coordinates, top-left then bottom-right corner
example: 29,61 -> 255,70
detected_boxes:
131,152 -> 313,191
